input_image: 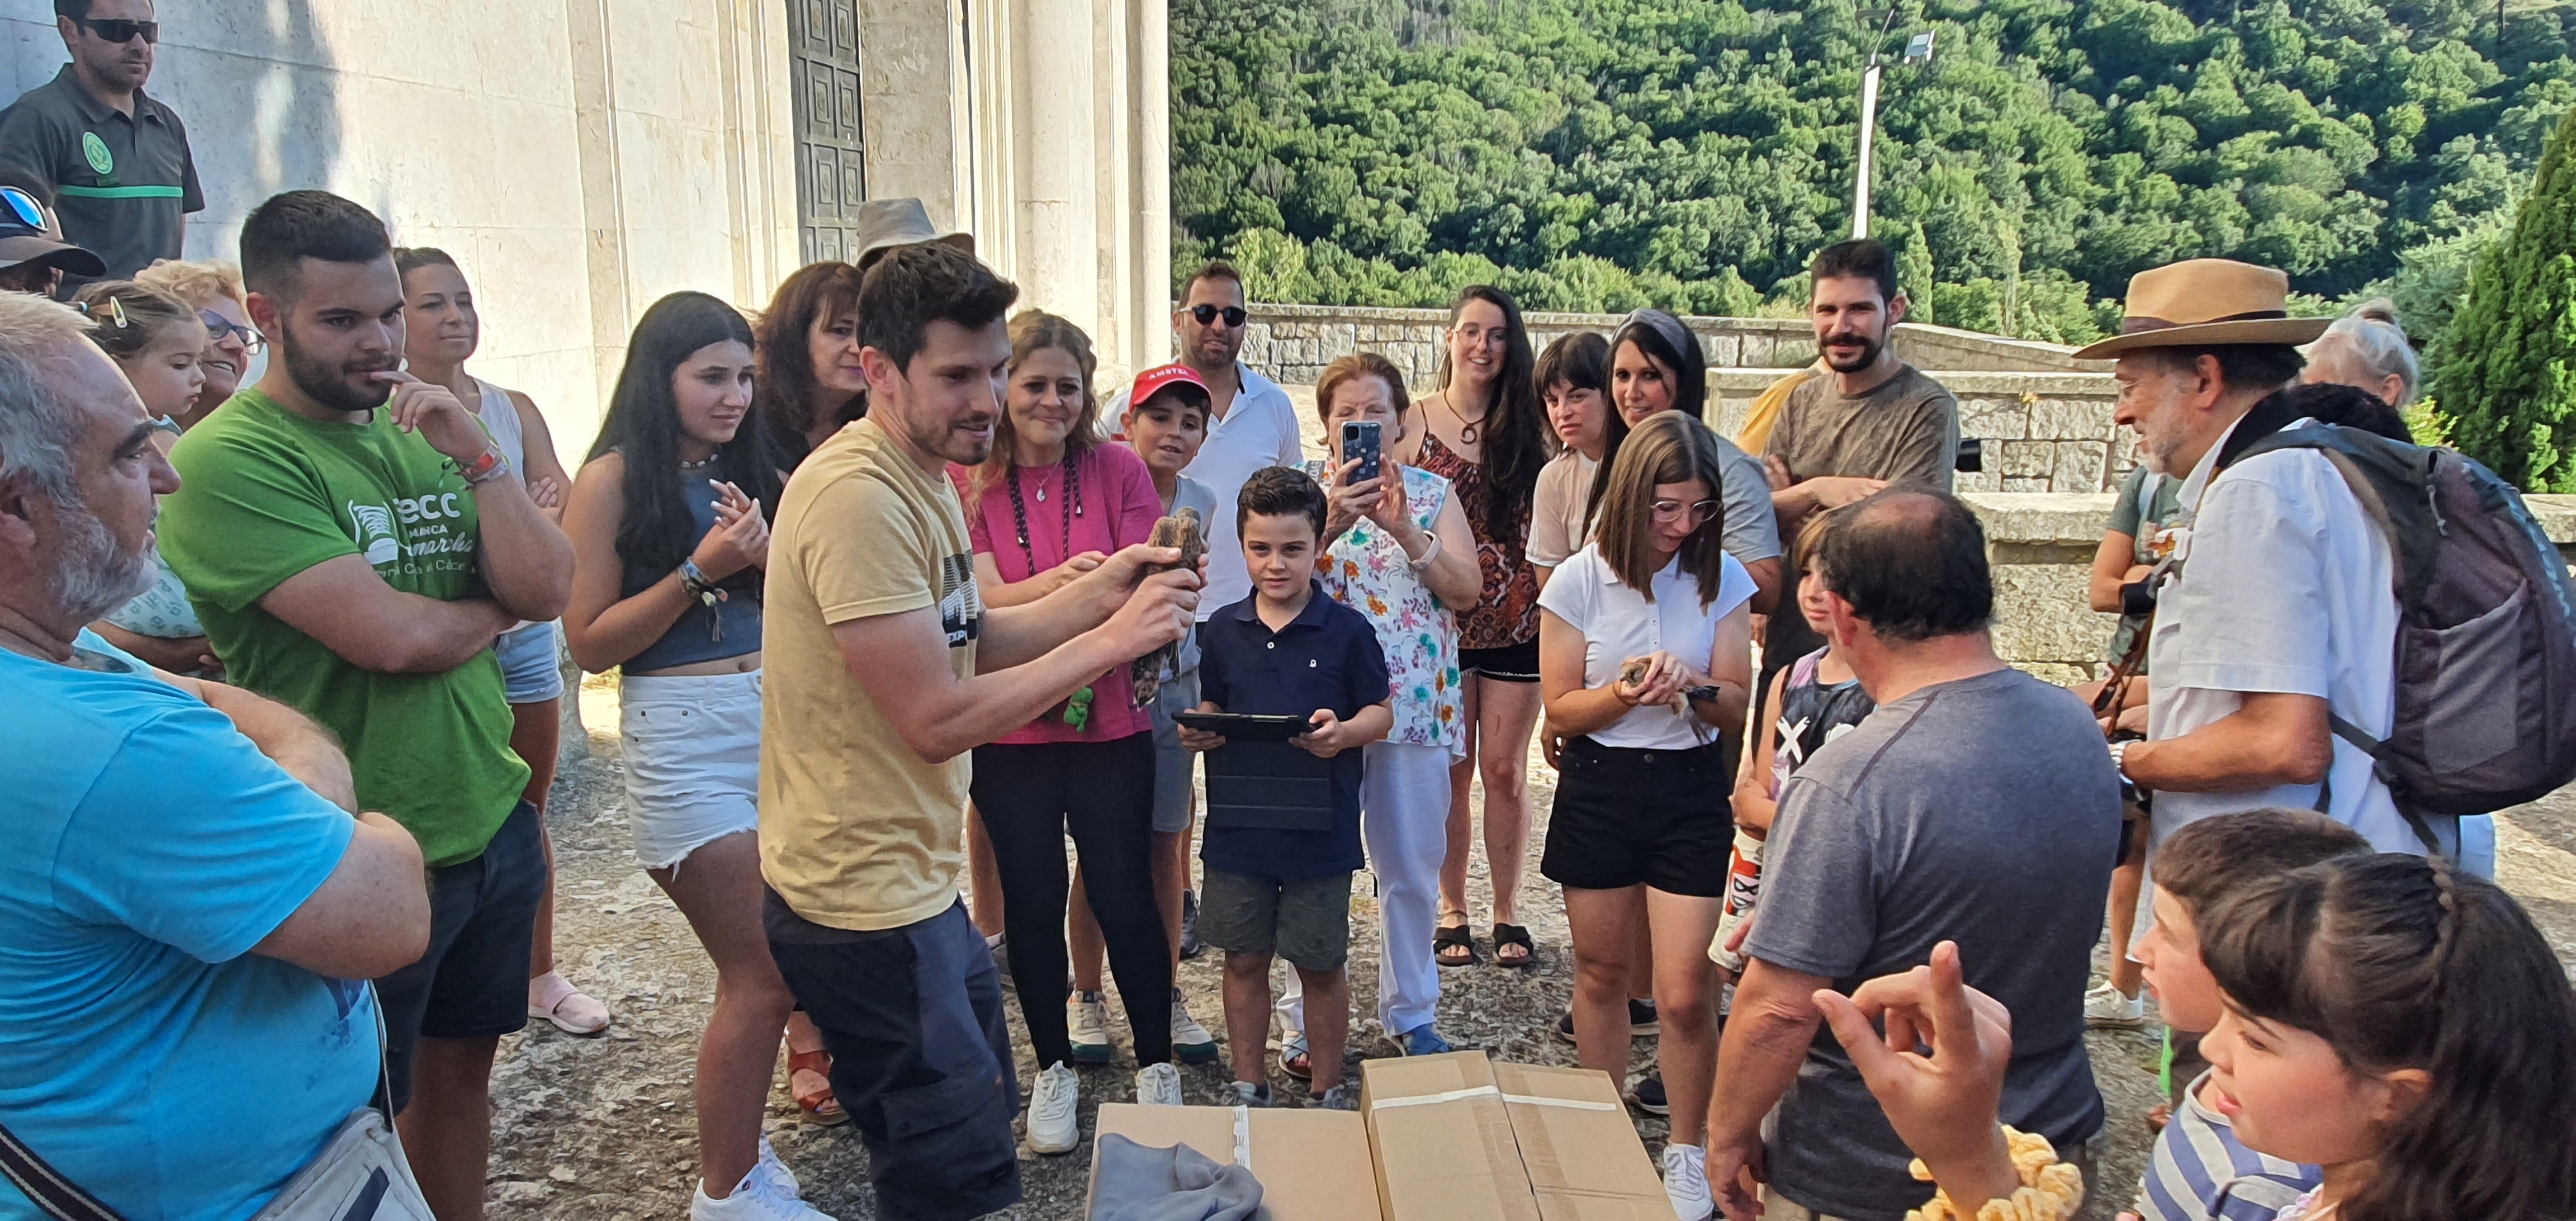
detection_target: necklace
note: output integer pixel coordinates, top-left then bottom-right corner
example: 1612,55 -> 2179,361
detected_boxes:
679,452 -> 716,472
1447,392 -> 1492,446
1003,453 -> 1093,731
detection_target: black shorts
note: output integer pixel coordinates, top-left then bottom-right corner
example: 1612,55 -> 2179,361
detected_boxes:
1541,738 -> 1734,895
376,799 -> 546,1114
766,895 -> 1022,1221
1459,638 -> 1541,683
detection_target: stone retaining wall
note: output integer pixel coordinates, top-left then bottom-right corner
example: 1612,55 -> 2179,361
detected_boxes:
1235,302 -> 2105,389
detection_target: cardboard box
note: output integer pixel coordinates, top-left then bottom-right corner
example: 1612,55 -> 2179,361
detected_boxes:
1361,1052 -> 1670,1221
1088,1102 -> 1384,1221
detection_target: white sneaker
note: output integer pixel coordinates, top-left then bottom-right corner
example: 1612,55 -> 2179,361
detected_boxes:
1170,988 -> 1219,1064
755,1136 -> 798,1196
1068,991 -> 1115,1064
1137,1061 -> 1185,1106
2084,981 -> 2148,1029
692,1159 -> 837,1221
1026,1062 -> 1081,1155
1661,1143 -> 1714,1221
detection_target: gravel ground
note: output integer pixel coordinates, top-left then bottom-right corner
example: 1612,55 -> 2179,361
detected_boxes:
485,675 -> 2576,1220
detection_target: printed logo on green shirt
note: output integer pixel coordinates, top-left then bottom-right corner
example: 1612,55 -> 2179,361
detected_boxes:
347,500 -> 400,566
80,131 -> 112,176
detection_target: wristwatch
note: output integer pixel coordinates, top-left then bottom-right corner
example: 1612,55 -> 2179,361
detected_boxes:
457,448 -> 513,486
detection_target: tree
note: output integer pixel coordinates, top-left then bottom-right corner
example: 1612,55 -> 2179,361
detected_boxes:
2432,102 -> 2576,491
1898,221 -> 1937,326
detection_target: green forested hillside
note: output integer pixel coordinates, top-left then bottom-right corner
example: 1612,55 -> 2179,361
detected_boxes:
1172,0 -> 2576,343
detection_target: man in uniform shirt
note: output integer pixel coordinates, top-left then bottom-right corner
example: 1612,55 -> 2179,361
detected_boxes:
0,0 -> 203,285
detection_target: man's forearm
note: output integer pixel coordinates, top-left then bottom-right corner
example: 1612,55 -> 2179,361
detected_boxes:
383,595 -> 516,674
2127,693 -> 2331,793
1710,968 -> 1827,1148
472,477 -> 575,623
188,681 -> 358,811
903,628 -> 1131,761
978,576 -> 1123,670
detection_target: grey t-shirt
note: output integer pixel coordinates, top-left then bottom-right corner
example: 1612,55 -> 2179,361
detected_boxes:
1745,666 -> 2119,1220
1764,363 -> 1960,491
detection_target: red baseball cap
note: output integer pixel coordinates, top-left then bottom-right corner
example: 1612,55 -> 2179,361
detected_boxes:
1127,362 -> 1211,411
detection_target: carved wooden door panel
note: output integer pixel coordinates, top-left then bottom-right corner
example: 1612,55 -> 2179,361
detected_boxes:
788,0 -> 865,264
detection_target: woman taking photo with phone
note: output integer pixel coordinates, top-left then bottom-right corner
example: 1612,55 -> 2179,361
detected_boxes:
1535,410 -> 1755,1219
1407,285 -> 1552,971
560,292 -> 832,1219
1300,352 -> 1481,1056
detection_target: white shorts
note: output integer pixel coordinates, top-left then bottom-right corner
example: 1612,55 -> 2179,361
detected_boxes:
619,670 -> 762,870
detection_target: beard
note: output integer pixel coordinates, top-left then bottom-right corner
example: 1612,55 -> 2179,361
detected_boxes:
1819,330 -> 1886,375
51,501 -> 155,624
280,321 -> 396,414
899,406 -> 996,466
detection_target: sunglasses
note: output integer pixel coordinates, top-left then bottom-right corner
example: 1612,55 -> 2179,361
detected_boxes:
1188,304 -> 1247,328
79,18 -> 158,44
1,186 -> 45,234
198,308 -> 265,353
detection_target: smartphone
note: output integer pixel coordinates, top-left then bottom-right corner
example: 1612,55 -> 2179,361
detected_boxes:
1340,420 -> 1382,484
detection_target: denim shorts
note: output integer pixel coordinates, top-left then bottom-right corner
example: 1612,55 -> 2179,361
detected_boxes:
619,670 -> 763,870
495,621 -> 564,705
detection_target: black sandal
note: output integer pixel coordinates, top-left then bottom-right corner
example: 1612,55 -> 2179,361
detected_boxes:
1434,921 -> 1478,967
1491,923 -> 1536,969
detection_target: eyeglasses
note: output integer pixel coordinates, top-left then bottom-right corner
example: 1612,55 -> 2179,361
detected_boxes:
1650,499 -> 1722,526
1,186 -> 45,234
198,308 -> 265,353
78,18 -> 158,44
1188,304 -> 1248,328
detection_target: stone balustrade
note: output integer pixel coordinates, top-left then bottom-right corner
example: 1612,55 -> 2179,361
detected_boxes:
1711,370 -> 2127,495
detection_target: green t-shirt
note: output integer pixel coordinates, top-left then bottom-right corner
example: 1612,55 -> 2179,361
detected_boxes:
2104,463 -> 2186,667
161,388 -> 527,867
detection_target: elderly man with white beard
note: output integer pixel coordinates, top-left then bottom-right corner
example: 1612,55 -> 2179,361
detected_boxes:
0,288 -> 429,1220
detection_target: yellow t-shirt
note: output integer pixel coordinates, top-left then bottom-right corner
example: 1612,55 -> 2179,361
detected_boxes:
759,419 -> 983,931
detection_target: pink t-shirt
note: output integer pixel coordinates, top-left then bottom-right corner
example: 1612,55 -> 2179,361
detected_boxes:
951,442 -> 1163,744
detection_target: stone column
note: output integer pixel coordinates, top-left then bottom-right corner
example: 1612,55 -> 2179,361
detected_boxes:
1128,0 -> 1172,374
1010,0 -> 1101,339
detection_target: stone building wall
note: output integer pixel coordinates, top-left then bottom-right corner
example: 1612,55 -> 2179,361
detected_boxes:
1711,370 -> 2128,494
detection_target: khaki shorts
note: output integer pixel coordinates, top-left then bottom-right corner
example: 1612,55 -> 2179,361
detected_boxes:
1197,867 -> 1352,972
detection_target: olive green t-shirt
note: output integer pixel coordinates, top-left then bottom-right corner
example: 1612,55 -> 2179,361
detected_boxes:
161,388 -> 527,867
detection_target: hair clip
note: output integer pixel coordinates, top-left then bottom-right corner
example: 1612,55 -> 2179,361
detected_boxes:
107,296 -> 129,328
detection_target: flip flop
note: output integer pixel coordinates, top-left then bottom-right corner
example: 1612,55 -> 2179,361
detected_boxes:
1434,921 -> 1478,968
527,971 -> 610,1036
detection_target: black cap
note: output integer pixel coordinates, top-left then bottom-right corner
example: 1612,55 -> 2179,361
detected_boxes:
0,186 -> 107,278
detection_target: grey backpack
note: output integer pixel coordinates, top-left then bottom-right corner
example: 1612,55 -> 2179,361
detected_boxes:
2226,425 -> 2576,852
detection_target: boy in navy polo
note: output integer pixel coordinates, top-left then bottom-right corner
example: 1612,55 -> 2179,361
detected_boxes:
1178,466 -> 1391,1110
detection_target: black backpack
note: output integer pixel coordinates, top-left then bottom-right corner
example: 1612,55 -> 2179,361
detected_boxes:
2223,424 -> 2576,853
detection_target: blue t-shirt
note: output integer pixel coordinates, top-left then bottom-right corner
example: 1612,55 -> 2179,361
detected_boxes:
1196,585 -> 1391,881
0,633 -> 375,1221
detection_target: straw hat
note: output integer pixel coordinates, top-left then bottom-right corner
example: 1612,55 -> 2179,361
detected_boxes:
2070,259 -> 2329,360
849,198 -> 974,269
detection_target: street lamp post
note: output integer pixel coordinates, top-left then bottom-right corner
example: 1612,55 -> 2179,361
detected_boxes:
1851,11 -> 1934,240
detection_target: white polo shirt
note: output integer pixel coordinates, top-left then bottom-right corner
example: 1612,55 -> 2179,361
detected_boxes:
1111,361 -> 1306,619
2144,415 -> 2421,855
1535,545 -> 1756,750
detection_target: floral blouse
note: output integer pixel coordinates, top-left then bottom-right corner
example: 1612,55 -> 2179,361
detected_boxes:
1305,460 -> 1464,754
1414,431 -> 1541,650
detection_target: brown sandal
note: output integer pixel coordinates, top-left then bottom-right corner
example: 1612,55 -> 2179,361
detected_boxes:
788,1048 -> 848,1127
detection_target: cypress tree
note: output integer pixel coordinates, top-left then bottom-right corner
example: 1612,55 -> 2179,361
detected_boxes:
2432,102 -> 2576,491
1899,221 -> 1937,326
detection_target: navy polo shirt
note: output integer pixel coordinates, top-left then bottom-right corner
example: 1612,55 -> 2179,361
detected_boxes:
1197,583 -> 1391,881
0,65 -> 203,282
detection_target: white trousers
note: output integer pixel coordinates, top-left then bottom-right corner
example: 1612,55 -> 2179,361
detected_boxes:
1277,740 -> 1455,1039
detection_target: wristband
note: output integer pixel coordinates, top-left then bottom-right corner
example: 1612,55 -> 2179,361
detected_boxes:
457,449 -> 511,486
2109,739 -> 2132,781
1406,532 -> 1442,572
679,559 -> 717,599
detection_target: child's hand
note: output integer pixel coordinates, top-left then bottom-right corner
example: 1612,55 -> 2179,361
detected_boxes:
1292,708 -> 1352,758
1177,703 -> 1226,752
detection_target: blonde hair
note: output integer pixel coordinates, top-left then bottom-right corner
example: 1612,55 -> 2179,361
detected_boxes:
132,258 -> 245,309
972,310 -> 1101,498
69,281 -> 204,364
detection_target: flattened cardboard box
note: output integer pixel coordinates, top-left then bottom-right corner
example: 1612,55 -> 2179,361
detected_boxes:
1087,1102 -> 1383,1221
1361,1052 -> 1669,1221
